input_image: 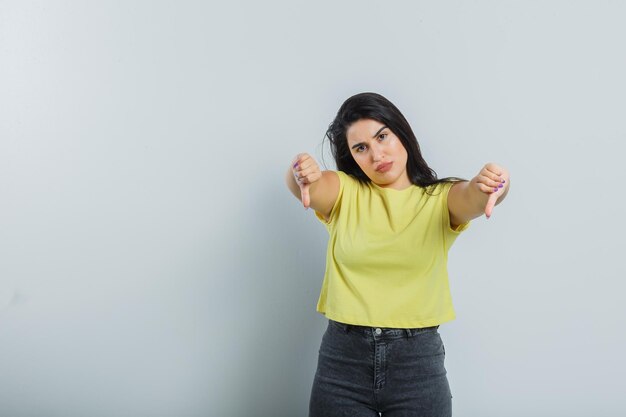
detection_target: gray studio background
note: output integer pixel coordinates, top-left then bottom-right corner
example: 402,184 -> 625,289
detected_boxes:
1,1 -> 624,416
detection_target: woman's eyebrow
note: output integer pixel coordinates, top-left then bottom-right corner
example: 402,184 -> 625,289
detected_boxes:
351,126 -> 388,149
372,126 -> 387,138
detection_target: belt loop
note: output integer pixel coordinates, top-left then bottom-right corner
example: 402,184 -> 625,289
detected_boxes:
405,328 -> 413,338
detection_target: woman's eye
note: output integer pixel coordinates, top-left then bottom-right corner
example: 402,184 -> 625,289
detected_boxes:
378,133 -> 387,141
356,145 -> 366,152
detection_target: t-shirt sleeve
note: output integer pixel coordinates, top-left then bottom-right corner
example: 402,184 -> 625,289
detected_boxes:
314,171 -> 347,227
441,181 -> 470,236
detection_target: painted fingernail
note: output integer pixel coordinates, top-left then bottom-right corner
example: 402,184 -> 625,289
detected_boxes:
494,187 -> 499,192
502,179 -> 506,183
498,184 -> 503,188
293,162 -> 299,168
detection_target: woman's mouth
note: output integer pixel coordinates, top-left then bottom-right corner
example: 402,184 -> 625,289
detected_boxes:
376,162 -> 393,173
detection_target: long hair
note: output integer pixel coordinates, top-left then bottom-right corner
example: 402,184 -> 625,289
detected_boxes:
324,92 -> 464,191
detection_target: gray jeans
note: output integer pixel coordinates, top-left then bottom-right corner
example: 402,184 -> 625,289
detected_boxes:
309,319 -> 452,417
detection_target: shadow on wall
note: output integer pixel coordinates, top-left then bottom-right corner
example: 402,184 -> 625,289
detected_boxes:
218,180 -> 328,415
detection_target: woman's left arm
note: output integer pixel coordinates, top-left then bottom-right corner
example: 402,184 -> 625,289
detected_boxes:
448,163 -> 511,227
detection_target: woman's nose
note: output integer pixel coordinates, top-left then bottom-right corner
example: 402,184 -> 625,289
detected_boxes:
371,143 -> 384,161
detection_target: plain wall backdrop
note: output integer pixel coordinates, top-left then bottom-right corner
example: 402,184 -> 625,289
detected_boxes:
1,1 -> 625,416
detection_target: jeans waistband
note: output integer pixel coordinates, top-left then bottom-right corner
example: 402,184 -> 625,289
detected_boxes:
329,319 -> 439,339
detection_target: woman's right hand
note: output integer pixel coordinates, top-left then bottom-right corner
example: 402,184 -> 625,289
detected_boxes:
291,153 -> 322,208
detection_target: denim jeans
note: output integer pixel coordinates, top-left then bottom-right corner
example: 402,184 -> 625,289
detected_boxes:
309,319 -> 452,417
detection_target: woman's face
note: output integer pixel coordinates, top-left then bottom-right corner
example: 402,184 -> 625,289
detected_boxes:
346,118 -> 411,190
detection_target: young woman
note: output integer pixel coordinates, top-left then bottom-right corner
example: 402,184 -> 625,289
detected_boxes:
285,92 -> 510,417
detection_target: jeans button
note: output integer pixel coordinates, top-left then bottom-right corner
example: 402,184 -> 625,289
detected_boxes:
374,328 -> 382,335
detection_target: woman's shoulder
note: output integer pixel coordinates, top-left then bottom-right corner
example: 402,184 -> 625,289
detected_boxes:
334,170 -> 364,191
422,180 -> 457,195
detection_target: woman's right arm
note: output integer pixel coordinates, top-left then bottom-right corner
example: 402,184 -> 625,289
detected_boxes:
285,153 -> 340,220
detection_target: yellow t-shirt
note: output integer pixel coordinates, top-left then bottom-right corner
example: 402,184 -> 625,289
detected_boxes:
314,171 -> 470,328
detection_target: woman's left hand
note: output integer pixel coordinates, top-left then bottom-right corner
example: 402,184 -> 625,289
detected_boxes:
470,163 -> 510,219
